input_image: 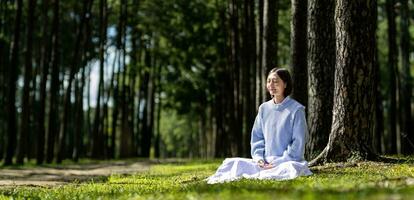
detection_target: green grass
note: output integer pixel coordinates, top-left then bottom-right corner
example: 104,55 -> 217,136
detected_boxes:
1,159 -> 414,199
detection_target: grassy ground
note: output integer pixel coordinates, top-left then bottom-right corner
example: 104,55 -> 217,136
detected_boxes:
1,158 -> 414,200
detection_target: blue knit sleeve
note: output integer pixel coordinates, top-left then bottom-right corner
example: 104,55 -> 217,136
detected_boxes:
250,106 -> 265,162
286,107 -> 308,161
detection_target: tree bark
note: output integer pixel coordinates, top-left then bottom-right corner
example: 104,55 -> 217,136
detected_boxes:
306,0 -> 335,159
291,0 -> 308,107
310,0 -> 377,165
4,0 -> 23,166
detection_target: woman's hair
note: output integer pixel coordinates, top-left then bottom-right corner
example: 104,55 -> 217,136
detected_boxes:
268,67 -> 293,97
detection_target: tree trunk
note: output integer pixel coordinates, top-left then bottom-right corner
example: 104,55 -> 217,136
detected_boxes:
242,0 -> 256,157
386,0 -> 397,154
86,66 -> 92,155
0,1 -> 8,161
110,62 -> 120,159
291,0 -> 308,107
16,0 -> 36,165
135,63 -> 142,156
229,0 -> 243,156
0,1 -> 13,161
306,0 -> 335,159
154,56 -> 162,158
57,0 -> 93,163
399,0 -> 412,155
91,0 -> 106,159
310,0 -> 377,165
119,0 -> 133,158
262,0 -> 277,75
256,0 -> 264,108
139,47 -> 151,157
36,0 -> 51,165
46,0 -> 60,164
4,0 -> 23,166
107,50 -> 119,159
73,65 -> 85,162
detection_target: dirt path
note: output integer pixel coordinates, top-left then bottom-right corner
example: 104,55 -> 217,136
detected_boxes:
0,161 -> 150,187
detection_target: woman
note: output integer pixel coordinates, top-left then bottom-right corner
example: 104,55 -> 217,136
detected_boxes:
207,68 -> 312,184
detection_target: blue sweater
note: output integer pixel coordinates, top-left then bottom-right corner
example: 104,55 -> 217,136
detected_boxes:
250,96 -> 308,164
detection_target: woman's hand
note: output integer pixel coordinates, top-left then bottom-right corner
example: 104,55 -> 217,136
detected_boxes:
257,160 -> 274,169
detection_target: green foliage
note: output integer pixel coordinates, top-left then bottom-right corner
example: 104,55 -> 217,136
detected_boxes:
159,109 -> 197,157
138,0 -> 225,115
1,160 -> 414,199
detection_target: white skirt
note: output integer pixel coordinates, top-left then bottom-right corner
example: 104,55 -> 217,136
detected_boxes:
206,157 -> 312,184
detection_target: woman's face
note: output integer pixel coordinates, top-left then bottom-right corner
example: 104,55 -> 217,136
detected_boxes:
266,72 -> 286,98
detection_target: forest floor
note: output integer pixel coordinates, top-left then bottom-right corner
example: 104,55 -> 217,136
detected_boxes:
0,159 -> 151,187
0,157 -> 414,199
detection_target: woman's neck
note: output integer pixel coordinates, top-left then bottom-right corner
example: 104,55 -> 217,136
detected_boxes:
273,95 -> 285,104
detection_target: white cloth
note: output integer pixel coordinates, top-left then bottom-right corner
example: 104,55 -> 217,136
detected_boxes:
207,157 -> 312,184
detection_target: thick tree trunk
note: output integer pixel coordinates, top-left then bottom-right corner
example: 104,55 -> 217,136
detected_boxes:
386,0 -> 398,154
305,0 -> 335,159
399,0 -> 412,155
291,0 -> 308,107
4,0 -> 23,166
16,0 -> 36,164
310,0 -> 377,165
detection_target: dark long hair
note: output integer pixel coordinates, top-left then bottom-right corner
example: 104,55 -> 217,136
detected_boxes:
268,68 -> 293,97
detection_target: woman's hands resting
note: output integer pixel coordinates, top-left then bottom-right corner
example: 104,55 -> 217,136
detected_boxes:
257,159 -> 274,169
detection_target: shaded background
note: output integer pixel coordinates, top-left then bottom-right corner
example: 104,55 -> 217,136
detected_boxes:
0,0 -> 412,165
